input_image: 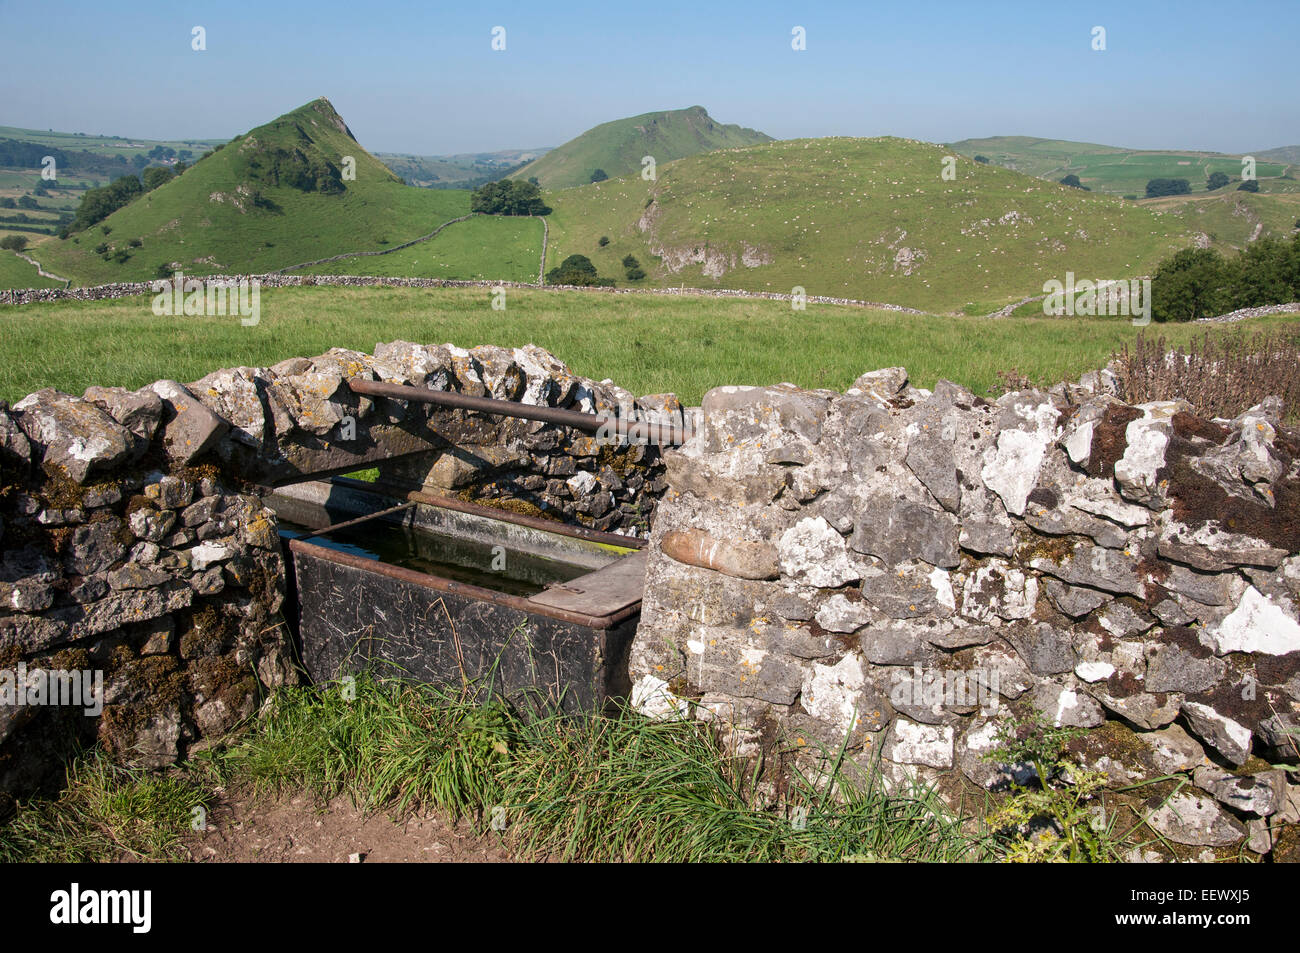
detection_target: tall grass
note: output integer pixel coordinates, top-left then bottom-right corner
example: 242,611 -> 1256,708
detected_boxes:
220,674 -> 990,862
0,753 -> 210,862
4,285 -> 1296,406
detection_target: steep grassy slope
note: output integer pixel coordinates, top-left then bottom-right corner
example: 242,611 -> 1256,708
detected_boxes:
949,136 -> 1289,196
545,137 -> 1199,313
30,99 -> 477,286
510,106 -> 770,190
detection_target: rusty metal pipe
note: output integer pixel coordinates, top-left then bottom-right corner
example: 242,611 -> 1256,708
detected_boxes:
346,377 -> 691,445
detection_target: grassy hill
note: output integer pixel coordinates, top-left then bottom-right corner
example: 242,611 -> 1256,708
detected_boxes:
1259,145 -> 1300,165
949,135 -> 1291,196
0,250 -> 63,290
23,99 -> 538,288
1139,190 -> 1300,248
509,106 -> 771,190
544,136 -> 1200,313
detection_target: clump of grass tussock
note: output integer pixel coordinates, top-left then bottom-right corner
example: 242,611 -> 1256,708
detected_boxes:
0,753 -> 210,862
499,713 -> 988,862
220,676 -> 514,824
223,674 -> 991,862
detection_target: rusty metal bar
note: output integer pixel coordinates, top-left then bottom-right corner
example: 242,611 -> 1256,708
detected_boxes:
346,377 -> 692,445
290,500 -> 418,541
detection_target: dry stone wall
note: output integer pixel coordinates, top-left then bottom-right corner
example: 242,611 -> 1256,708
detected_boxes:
0,273 -> 928,313
0,342 -> 672,801
0,407 -> 291,800
629,367 -> 1300,859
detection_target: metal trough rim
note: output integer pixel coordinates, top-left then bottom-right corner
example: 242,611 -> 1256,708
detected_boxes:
330,475 -> 647,551
287,536 -> 641,630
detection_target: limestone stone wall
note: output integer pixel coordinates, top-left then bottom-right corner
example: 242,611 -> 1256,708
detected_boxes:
0,400 -> 291,801
179,341 -> 676,533
0,342 -> 673,801
629,367 -> 1300,859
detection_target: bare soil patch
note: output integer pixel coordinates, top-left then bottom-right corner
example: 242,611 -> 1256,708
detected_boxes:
177,789 -> 517,863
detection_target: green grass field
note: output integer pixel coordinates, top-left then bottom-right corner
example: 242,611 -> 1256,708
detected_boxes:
0,123 -> 224,161
3,284 -> 1296,405
546,137 -> 1198,313
949,136 -> 1291,196
299,213 -> 543,283
0,249 -> 62,290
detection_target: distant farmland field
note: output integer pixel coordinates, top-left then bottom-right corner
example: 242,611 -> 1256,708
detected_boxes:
949,136 -> 1291,196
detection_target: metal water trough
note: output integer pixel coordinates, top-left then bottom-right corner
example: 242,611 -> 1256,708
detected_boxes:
272,477 -> 647,713
270,380 -> 691,711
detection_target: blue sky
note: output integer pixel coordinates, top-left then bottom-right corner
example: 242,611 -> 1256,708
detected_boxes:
2,0 -> 1296,155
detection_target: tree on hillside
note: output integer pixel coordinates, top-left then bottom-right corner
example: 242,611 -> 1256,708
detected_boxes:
1206,171 -> 1230,191
142,166 -> 175,191
622,254 -> 644,280
1059,174 -> 1090,190
1225,235 -> 1299,308
1145,178 -> 1191,198
1151,247 -> 1229,321
1238,179 -> 1260,193
590,169 -> 608,183
67,173 -> 142,234
0,235 -> 28,252
247,146 -> 345,194
470,179 -> 551,216
546,253 -> 613,286
974,155 -> 990,164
